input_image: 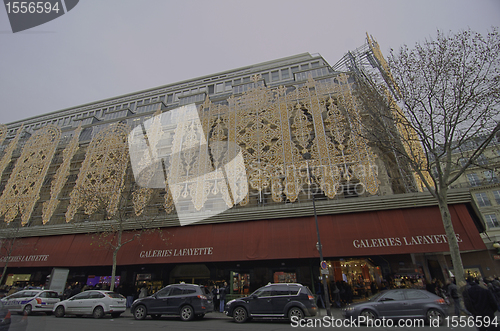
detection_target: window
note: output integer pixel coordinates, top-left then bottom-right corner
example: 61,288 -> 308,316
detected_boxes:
156,288 -> 171,298
477,154 -> 489,165
406,290 -> 429,300
255,288 -> 273,297
89,292 -> 105,299
183,288 -> 196,295
281,68 -> 290,79
271,70 -> 279,81
271,285 -> 289,296
484,170 -> 499,183
475,192 -> 491,207
493,190 -> 500,204
485,214 -> 500,228
380,290 -> 405,301
216,83 -> 224,93
170,287 -> 183,296
467,173 -> 481,187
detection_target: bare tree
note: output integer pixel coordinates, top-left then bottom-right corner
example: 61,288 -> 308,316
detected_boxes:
0,220 -> 29,285
358,28 -> 500,286
71,165 -> 167,292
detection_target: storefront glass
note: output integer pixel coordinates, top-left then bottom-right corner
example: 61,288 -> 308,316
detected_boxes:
5,274 -> 30,286
273,271 -> 297,283
231,272 -> 250,294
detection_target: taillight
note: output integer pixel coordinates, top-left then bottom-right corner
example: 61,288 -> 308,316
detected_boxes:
436,298 -> 446,304
197,295 -> 207,300
5,311 -> 10,319
308,295 -> 314,300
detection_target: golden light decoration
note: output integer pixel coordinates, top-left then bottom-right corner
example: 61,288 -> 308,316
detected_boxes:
160,73 -> 379,213
0,125 -> 61,225
42,124 -> 82,224
0,124 -> 23,179
0,124 -> 7,147
65,123 -> 130,222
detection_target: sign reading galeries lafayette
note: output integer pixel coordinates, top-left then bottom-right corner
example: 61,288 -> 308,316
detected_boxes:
140,247 -> 213,258
353,234 -> 463,249
0,204 -> 486,267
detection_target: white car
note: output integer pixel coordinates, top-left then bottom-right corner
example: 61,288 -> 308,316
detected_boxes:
53,290 -> 126,318
1,289 -> 60,315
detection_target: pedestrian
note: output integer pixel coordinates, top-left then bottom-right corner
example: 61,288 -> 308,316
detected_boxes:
139,286 -> 148,298
463,278 -> 498,331
212,286 -> 220,312
220,282 -> 229,313
447,279 -> 471,316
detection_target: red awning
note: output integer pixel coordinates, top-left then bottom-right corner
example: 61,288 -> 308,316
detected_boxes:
0,203 -> 485,267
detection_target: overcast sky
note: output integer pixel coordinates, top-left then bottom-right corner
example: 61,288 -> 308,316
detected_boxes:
1,0 -> 499,125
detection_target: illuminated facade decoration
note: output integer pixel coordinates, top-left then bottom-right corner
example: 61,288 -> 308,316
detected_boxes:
190,73 -> 379,208
0,125 -> 60,225
65,123 -> 130,222
0,124 -> 23,179
42,125 -> 82,224
0,51 -> 416,227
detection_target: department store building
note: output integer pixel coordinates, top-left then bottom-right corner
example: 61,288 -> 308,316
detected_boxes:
0,37 -> 491,297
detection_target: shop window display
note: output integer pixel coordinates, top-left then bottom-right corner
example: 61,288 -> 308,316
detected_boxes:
273,271 -> 296,283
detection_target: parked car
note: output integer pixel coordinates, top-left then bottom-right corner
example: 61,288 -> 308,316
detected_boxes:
1,290 -> 60,315
342,289 -> 448,325
53,290 -> 126,318
0,301 -> 11,331
225,283 -> 317,323
131,283 -> 213,321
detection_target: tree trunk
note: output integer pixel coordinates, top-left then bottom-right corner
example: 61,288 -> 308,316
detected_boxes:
110,230 -> 122,292
436,189 -> 466,286
0,261 -> 9,285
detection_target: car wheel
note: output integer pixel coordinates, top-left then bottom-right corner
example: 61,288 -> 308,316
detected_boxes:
151,314 -> 161,320
133,305 -> 147,320
54,306 -> 65,318
288,307 -> 304,321
232,306 -> 248,323
111,312 -> 122,318
23,304 -> 32,316
92,306 -> 104,319
426,308 -> 444,325
360,309 -> 377,323
179,305 -> 194,321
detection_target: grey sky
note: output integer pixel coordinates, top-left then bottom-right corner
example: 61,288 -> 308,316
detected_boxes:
1,0 -> 499,125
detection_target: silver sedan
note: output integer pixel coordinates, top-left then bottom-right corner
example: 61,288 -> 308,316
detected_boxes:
53,290 -> 126,318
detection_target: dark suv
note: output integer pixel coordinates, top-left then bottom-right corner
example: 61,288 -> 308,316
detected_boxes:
131,283 -> 213,321
225,283 -> 317,323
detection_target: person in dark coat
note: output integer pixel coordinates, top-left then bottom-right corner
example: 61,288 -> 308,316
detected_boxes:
463,279 -> 499,331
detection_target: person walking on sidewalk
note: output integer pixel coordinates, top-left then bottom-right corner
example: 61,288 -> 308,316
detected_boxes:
447,279 -> 471,316
219,282 -> 229,313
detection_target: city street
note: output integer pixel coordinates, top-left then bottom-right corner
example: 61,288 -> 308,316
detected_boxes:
10,309 -> 483,331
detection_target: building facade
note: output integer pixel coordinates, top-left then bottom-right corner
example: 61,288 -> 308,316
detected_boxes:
0,38 -> 487,298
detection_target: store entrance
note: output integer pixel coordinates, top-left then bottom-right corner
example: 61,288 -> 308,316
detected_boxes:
169,264 -> 210,286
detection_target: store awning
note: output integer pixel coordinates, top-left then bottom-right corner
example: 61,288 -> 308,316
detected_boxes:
0,203 -> 485,267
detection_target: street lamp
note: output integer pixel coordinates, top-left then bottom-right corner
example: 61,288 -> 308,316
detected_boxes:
303,152 -> 331,316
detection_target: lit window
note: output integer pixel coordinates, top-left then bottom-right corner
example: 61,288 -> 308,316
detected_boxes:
485,214 -> 499,228
475,192 -> 491,207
